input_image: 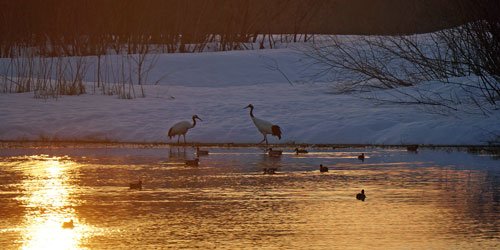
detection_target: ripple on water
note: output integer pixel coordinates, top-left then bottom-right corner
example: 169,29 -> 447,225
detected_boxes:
0,146 -> 498,249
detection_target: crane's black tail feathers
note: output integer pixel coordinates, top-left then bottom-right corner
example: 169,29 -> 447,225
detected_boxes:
272,125 -> 282,140
168,128 -> 174,139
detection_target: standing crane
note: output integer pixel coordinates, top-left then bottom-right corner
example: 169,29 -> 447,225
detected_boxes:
168,115 -> 202,144
129,180 -> 142,190
244,104 -> 282,145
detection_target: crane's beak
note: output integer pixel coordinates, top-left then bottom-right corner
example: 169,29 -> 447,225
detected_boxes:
196,117 -> 203,121
244,105 -> 250,109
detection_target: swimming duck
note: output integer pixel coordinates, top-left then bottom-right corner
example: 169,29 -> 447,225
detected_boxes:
185,158 -> 200,166
319,164 -> 329,172
129,180 -> 142,190
356,189 -> 366,201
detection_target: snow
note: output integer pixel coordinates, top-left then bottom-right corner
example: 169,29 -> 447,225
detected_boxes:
0,48 -> 499,145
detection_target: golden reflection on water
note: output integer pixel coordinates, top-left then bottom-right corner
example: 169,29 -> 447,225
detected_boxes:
17,155 -> 88,250
0,148 -> 498,249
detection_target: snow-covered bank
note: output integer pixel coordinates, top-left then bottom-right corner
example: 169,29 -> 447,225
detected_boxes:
1,82 -> 498,145
1,48 -> 499,145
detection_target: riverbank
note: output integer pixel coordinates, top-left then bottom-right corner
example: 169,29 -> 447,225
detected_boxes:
1,140 -> 498,156
1,49 -> 499,145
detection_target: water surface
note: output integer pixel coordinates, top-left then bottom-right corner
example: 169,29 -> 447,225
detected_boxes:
0,145 -> 499,249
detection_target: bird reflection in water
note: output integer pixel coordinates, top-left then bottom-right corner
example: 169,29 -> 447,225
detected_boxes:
259,151 -> 282,174
168,146 -> 187,161
129,180 -> 143,190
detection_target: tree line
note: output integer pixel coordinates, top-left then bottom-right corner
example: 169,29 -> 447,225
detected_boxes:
0,0 -> 467,57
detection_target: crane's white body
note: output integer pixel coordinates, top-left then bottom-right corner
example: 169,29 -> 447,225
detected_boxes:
245,104 -> 281,144
251,116 -> 274,135
170,121 -> 193,135
168,115 -> 201,143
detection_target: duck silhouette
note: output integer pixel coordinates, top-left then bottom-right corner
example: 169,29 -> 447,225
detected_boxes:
196,147 -> 209,156
267,148 -> 282,157
62,219 -> 74,229
129,180 -> 142,190
356,189 -> 366,201
263,168 -> 277,174
407,145 -> 418,152
319,164 -> 329,172
294,148 -> 308,154
185,158 -> 200,166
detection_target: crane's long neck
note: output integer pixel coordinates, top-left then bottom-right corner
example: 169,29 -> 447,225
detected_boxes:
191,117 -> 197,128
249,106 -> 254,118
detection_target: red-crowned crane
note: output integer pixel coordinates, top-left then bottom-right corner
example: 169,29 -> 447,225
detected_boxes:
267,147 -> 283,157
196,147 -> 209,156
168,115 -> 202,144
244,104 -> 282,145
294,148 -> 308,154
406,145 -> 419,152
263,168 -> 277,174
185,158 -> 200,166
62,219 -> 74,229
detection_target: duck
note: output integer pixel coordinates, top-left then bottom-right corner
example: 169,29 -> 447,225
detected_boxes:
196,147 -> 209,156
263,168 -> 277,174
356,189 -> 366,201
407,145 -> 419,152
358,153 -> 365,161
129,180 -> 142,190
267,148 -> 282,157
319,164 -> 329,172
294,148 -> 308,154
62,219 -> 74,229
185,158 -> 200,166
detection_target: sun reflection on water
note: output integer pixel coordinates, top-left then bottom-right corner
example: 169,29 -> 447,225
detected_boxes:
16,155 -> 88,250
0,147 -> 498,249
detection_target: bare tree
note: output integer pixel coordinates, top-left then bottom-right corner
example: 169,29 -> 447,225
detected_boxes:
307,0 -> 499,116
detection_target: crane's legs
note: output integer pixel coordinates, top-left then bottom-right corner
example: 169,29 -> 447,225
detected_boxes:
183,134 -> 186,144
259,134 -> 268,145
177,135 -> 180,144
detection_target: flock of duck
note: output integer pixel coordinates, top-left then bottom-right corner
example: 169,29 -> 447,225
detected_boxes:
60,104 -> 420,229
60,144 -> 419,229
127,146 -> 379,204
